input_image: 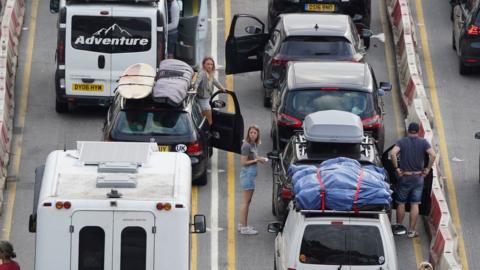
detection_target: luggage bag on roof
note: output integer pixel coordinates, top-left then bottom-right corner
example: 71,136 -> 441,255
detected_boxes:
153,59 -> 194,107
288,157 -> 392,211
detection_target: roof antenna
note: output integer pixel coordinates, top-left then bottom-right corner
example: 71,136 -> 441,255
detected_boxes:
314,24 -> 319,31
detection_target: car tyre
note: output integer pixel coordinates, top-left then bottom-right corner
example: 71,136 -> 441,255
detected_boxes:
194,170 -> 208,186
264,87 -> 272,108
459,58 -> 471,75
376,125 -> 385,153
452,31 -> 456,50
55,99 -> 69,113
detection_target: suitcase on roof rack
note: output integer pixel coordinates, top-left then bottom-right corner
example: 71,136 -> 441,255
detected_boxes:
153,59 -> 194,107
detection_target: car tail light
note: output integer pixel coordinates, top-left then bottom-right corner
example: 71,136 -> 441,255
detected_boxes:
465,58 -> 479,63
55,201 -> 71,209
468,25 -> 480,36
281,188 -> 293,199
187,141 -> 203,155
362,115 -> 381,129
156,202 -> 172,211
320,87 -> 339,91
287,268 -> 296,270
331,221 -> 343,225
57,40 -> 65,65
278,113 -> 302,128
272,56 -> 289,66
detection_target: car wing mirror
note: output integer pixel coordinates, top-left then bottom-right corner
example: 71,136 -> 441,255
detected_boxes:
245,25 -> 263,34
475,132 -> 480,139
267,151 -> 280,160
263,79 -> 276,89
267,222 -> 283,233
361,29 -> 373,39
50,0 -> 60,13
379,82 -> 392,91
352,14 -> 363,23
191,214 -> 206,233
211,99 -> 226,109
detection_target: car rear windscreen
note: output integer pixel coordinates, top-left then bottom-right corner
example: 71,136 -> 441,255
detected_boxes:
285,89 -> 375,119
279,36 -> 355,58
71,16 -> 152,53
114,110 -> 191,136
300,224 -> 385,265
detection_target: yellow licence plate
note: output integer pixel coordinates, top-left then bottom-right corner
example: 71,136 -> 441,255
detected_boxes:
72,83 -> 104,92
158,145 -> 170,152
305,3 -> 335,12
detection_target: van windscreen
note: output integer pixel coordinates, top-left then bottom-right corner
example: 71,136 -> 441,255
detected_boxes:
71,16 -> 151,53
299,225 -> 385,265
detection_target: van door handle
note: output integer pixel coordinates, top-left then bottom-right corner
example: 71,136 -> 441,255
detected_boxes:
98,55 -> 105,69
82,78 -> 94,83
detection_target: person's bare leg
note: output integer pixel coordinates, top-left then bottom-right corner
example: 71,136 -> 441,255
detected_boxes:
409,203 -> 420,231
239,190 -> 254,227
396,203 -> 406,225
203,110 -> 213,126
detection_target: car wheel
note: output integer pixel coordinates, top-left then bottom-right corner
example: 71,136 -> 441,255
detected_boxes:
452,31 -> 456,50
264,87 -> 272,108
272,129 -> 278,150
55,99 -> 69,113
194,170 -> 208,186
272,175 -> 277,216
459,58 -> 471,75
376,125 -> 385,153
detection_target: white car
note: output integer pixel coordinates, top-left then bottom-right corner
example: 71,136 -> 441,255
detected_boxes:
268,203 -> 400,270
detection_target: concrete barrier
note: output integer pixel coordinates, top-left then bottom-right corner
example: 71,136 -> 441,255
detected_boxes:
386,0 -> 462,269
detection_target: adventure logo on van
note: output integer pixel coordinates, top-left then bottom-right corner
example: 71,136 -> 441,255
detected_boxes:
71,16 -> 152,53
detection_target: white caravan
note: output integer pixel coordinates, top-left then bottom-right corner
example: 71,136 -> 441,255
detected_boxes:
29,141 -> 206,270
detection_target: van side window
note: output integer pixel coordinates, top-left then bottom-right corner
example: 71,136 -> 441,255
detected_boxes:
120,227 -> 147,270
79,227 -> 105,270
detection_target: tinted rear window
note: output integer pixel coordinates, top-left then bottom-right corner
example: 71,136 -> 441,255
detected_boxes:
284,89 -> 374,119
300,225 -> 385,265
113,110 -> 192,136
71,16 -> 151,53
280,36 -> 354,58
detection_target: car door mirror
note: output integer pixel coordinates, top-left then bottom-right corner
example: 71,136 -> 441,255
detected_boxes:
245,25 -> 263,35
50,0 -> 60,13
267,151 -> 280,160
211,99 -> 226,109
267,222 -> 283,233
379,82 -> 392,91
191,215 -> 206,233
475,132 -> 480,139
352,14 -> 363,23
263,79 -> 276,89
361,29 -> 373,39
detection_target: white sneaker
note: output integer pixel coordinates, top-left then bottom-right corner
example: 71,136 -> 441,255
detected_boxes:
240,226 -> 258,235
237,224 -> 252,232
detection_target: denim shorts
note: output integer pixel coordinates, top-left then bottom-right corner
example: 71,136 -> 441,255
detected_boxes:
396,175 -> 424,204
197,98 -> 211,111
240,165 -> 257,190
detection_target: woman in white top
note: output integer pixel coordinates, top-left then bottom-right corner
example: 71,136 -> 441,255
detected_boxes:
167,0 -> 181,58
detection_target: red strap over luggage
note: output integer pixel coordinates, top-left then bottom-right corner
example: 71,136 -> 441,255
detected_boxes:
353,169 -> 365,213
316,168 -> 326,211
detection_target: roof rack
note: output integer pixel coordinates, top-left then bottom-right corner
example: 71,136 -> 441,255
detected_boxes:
67,0 -> 159,4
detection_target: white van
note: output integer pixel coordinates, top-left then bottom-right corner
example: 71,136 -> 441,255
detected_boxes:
29,141 -> 206,270
50,0 -> 207,113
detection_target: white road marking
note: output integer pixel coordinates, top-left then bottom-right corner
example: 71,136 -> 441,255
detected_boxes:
210,0 -> 219,269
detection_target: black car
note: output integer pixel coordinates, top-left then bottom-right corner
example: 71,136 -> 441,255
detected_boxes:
271,61 -> 391,152
452,0 -> 480,74
267,110 -> 383,218
225,13 -> 372,107
267,0 -> 371,30
102,91 -> 244,185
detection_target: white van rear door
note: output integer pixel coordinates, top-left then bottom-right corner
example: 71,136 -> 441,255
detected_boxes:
112,211 -> 155,270
66,6 -> 113,97
175,0 -> 207,68
110,7 -> 157,97
71,211 -> 114,270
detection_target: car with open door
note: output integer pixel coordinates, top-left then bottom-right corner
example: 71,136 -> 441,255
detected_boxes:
452,0 -> 480,74
225,13 -> 372,107
103,90 -> 244,186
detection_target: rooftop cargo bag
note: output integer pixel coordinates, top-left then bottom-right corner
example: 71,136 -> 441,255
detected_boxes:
153,59 -> 194,107
288,157 -> 392,211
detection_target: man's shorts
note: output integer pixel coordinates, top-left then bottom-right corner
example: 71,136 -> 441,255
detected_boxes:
396,175 -> 424,204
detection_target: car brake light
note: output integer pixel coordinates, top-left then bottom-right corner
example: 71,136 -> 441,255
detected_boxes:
57,40 -> 65,65
465,58 -> 479,63
281,188 -> 293,199
156,202 -> 172,211
468,25 -> 480,36
278,113 -> 302,128
320,87 -> 339,91
331,221 -> 343,225
187,142 -> 203,155
287,268 -> 296,270
362,115 -> 381,129
272,57 -> 289,66
56,201 -> 71,209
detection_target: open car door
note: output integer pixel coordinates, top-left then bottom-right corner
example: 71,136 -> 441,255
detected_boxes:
382,144 -> 432,215
210,91 -> 244,154
225,14 -> 269,75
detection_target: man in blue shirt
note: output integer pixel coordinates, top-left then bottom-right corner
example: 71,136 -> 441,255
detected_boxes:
390,122 -> 436,238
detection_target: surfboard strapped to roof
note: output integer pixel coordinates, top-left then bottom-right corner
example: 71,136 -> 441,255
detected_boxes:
116,63 -> 156,99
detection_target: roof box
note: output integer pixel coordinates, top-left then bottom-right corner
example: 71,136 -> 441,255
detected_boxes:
303,110 -> 363,143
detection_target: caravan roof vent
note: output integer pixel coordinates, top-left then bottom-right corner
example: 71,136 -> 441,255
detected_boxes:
106,189 -> 123,199
97,174 -> 138,188
77,141 -> 158,165
303,110 -> 363,143
98,162 -> 139,173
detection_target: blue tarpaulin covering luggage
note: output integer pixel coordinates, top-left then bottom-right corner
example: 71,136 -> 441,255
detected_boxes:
288,157 -> 392,211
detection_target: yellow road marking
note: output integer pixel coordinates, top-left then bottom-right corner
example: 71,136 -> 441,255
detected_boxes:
2,0 -> 39,241
224,0 -> 236,268
378,1 -> 425,264
415,0 -> 469,268
190,186 -> 198,270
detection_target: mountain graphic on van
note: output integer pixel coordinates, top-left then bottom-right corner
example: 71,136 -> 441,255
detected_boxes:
93,24 -> 133,37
